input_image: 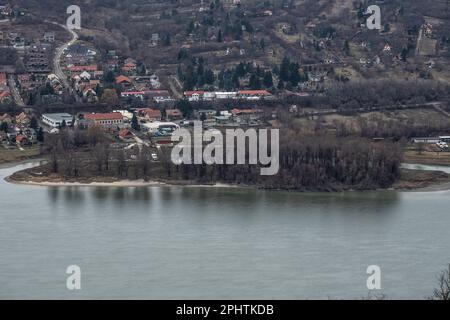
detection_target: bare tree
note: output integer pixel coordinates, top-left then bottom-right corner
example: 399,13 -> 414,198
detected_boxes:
430,265 -> 450,300
416,142 -> 426,155
49,146 -> 59,173
92,143 -> 108,173
139,146 -> 151,181
116,149 -> 129,178
159,147 -> 172,178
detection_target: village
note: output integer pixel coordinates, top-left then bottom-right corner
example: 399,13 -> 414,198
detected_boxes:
1,1 -> 450,167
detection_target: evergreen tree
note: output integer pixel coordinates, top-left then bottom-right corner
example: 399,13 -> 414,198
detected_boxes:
0,122 -> 8,133
217,29 -> 223,42
30,117 -> 38,130
401,47 -> 408,61
235,62 -> 246,77
280,56 -> 291,82
178,48 -> 189,60
204,69 -> 216,85
289,65 -> 301,87
263,71 -> 274,88
187,21 -> 195,34
104,71 -> 115,83
249,74 -> 262,90
131,114 -> 140,131
177,99 -> 193,118
232,72 -> 240,89
37,127 -> 44,142
260,38 -> 266,51
343,40 -> 350,55
163,34 -> 171,46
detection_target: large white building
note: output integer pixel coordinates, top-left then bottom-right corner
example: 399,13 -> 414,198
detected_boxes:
42,113 -> 74,128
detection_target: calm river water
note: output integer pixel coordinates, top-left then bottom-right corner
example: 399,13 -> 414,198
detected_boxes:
1,161 -> 450,299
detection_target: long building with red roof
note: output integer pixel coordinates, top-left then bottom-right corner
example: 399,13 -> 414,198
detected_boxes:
84,112 -> 124,127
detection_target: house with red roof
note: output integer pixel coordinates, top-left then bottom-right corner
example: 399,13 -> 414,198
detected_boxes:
115,75 -> 133,89
166,108 -> 183,120
0,91 -> 12,104
184,91 -> 206,101
84,112 -> 124,127
118,128 -> 134,141
238,90 -> 272,100
137,108 -> 162,122
15,112 -> 31,125
0,73 -> 7,87
67,65 -> 98,73
16,134 -> 29,146
82,85 -> 98,103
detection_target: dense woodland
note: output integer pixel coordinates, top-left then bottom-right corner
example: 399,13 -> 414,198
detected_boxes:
31,124 -> 403,191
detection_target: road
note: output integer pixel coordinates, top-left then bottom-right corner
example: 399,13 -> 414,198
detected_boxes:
44,19 -> 82,102
49,21 -> 78,88
7,74 -> 25,107
169,75 -> 183,99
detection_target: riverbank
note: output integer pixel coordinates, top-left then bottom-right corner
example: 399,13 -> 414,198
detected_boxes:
5,160 -> 450,192
392,169 -> 450,191
0,147 -> 42,165
5,163 -> 242,189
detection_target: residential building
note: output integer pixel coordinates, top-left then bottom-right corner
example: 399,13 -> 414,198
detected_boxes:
15,112 -> 31,125
0,113 -> 12,123
16,134 -> 30,146
0,73 -> 8,87
118,128 -> 134,141
43,32 -> 55,43
68,65 -> 98,74
115,75 -> 133,89
238,90 -> 271,100
185,90 -> 205,101
137,108 -> 162,122
122,58 -> 137,75
0,91 -> 12,104
166,109 -> 183,120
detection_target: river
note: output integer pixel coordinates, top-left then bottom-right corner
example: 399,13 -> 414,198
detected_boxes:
1,161 -> 450,299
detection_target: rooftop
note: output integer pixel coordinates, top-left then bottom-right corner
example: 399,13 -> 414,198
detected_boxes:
84,112 -> 124,121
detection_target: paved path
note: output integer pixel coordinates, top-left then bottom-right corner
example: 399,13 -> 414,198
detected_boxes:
169,76 -> 183,99
7,74 -> 25,107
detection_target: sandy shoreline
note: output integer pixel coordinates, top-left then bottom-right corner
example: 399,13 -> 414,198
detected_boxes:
5,175 -> 241,189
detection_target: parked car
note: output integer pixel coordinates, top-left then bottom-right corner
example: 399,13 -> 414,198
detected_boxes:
436,141 -> 449,150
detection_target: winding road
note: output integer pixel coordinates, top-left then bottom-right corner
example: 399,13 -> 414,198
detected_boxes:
48,20 -> 78,90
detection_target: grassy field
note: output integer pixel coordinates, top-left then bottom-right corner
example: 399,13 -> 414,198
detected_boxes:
0,147 -> 41,165
403,149 -> 450,166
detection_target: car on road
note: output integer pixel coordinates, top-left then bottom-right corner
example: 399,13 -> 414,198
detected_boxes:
436,141 -> 449,150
